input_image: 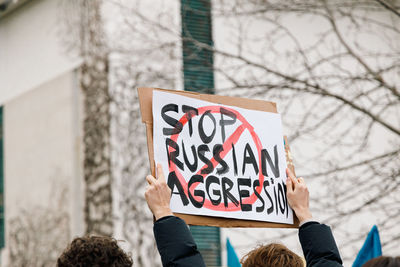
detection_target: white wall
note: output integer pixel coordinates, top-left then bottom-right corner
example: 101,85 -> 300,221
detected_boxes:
0,0 -> 81,105
1,70 -> 84,265
0,0 -> 85,264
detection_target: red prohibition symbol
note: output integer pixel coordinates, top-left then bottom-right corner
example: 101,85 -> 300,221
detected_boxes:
168,106 -> 264,212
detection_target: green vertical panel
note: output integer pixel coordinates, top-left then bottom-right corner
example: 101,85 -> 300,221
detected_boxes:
181,0 -> 221,266
190,225 -> 221,267
0,106 -> 4,248
181,0 -> 215,94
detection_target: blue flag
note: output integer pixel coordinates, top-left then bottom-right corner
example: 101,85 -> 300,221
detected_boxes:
227,238 -> 241,267
352,225 -> 382,267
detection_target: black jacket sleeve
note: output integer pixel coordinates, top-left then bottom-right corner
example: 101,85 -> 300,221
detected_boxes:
153,216 -> 206,267
299,221 -> 343,267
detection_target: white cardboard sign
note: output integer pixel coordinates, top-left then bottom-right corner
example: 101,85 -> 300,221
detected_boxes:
153,91 -> 293,225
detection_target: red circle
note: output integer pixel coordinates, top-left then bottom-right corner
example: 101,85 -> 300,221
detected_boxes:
168,106 -> 264,211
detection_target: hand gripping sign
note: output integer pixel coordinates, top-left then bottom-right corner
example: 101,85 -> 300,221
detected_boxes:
138,88 -> 298,228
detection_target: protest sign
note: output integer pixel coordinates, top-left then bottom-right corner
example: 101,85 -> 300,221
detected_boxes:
138,87 -> 298,228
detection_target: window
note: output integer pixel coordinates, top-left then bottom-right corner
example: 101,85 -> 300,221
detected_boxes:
181,0 -> 221,265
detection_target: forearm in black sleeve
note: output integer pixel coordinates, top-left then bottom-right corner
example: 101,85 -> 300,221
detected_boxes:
154,216 -> 206,267
299,221 -> 343,267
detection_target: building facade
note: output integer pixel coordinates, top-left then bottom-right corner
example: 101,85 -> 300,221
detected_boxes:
0,0 -> 84,265
0,0 -> 223,265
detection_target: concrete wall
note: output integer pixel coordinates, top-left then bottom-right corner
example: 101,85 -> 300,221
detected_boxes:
0,0 -> 81,105
0,0 -> 84,263
1,70 -> 84,265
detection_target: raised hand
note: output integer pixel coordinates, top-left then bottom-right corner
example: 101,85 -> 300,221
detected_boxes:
286,168 -> 312,224
145,164 -> 173,220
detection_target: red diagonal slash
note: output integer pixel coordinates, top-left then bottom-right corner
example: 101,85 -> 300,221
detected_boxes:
168,106 -> 264,211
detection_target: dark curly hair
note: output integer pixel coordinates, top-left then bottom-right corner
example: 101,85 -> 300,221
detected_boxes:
57,236 -> 133,267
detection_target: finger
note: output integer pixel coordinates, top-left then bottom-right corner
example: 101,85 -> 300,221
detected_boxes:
286,175 -> 294,192
156,163 -> 166,182
146,175 -> 157,185
286,168 -> 298,184
298,177 -> 305,184
144,186 -> 151,197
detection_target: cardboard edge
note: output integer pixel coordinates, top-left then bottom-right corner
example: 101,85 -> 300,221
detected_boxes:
138,87 -> 278,124
284,135 -> 296,176
175,213 -> 298,228
145,122 -> 156,177
283,135 -> 299,226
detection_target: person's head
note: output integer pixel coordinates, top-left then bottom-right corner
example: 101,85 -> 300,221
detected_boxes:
57,236 -> 133,267
362,256 -> 400,267
241,243 -> 304,267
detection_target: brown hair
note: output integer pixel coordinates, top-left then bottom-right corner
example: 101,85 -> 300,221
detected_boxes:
57,236 -> 133,267
241,243 -> 304,267
362,256 -> 400,267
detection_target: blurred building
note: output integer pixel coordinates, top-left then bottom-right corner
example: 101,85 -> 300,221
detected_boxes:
0,0 -> 223,265
6,0 -> 394,266
0,0 -> 84,265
